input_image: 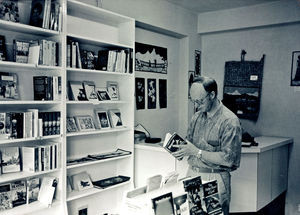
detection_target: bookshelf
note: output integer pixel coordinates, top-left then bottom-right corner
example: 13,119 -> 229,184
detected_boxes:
0,1 -> 134,214
65,1 -> 135,215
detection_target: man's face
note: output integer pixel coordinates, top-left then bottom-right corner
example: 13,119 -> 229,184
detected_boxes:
190,82 -> 212,113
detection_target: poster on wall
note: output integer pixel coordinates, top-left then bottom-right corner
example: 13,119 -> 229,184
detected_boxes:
135,77 -> 145,110
291,51 -> 300,86
159,79 -> 167,108
135,42 -> 168,74
147,78 -> 156,109
195,50 -> 201,77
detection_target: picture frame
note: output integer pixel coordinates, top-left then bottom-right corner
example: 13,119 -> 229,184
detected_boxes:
78,205 -> 88,215
108,109 -> 123,128
69,81 -> 88,101
0,35 -> 7,61
291,51 -> 300,86
74,115 -> 95,131
83,81 -> 98,102
194,50 -> 201,77
66,117 -> 78,133
95,87 -> 111,101
106,81 -> 119,100
95,109 -> 111,129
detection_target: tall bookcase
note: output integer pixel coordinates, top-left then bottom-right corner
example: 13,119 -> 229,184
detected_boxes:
0,0 -> 134,214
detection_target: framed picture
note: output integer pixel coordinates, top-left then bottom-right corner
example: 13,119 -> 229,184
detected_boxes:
69,81 -> 88,101
78,206 -> 88,215
195,50 -> 201,77
291,51 -> 300,86
83,81 -> 98,102
159,79 -> 167,108
95,109 -> 111,129
74,115 -> 95,131
106,81 -> 119,100
0,35 -> 7,61
66,117 -> 78,133
147,78 -> 156,109
108,109 -> 123,128
135,42 -> 168,74
95,87 -> 111,101
135,77 -> 145,110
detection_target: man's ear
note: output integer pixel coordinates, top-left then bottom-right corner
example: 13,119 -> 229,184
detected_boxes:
210,91 -> 216,99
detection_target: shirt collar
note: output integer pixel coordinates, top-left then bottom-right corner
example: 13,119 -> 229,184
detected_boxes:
207,100 -> 221,119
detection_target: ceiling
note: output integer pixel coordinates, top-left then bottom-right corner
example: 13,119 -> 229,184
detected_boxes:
164,0 -> 280,13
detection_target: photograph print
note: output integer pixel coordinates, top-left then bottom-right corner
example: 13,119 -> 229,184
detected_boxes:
96,87 -> 111,101
83,81 -> 98,102
106,81 -> 119,100
159,79 -> 167,109
135,77 -> 145,110
74,115 -> 95,131
108,109 -> 123,128
69,81 -> 88,101
291,51 -> 300,86
95,110 -> 111,129
135,42 -> 168,74
147,78 -> 156,109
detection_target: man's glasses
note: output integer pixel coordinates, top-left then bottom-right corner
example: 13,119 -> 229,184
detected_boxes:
192,93 -> 209,105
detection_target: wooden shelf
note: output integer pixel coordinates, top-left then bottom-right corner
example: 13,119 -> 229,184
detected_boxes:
66,127 -> 131,137
0,168 -> 60,184
67,180 -> 131,202
67,154 -> 132,169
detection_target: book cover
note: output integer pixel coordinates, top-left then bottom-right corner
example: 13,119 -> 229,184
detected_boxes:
38,176 -> 57,207
97,50 -> 109,70
0,112 -> 7,139
202,180 -> 223,215
0,147 -> 21,173
163,132 -> 186,160
183,176 -> 205,215
13,40 -> 30,63
22,146 -> 39,172
29,0 -> 46,27
0,72 -> 19,100
26,177 -> 40,204
0,35 -> 7,61
11,180 -> 26,207
173,193 -> 189,215
28,42 -> 40,65
83,81 -> 98,102
0,0 -> 19,22
69,81 -> 88,101
108,109 -> 123,128
72,171 -> 93,191
152,192 -> 175,215
66,117 -> 78,133
10,112 -> 24,139
0,183 -> 12,211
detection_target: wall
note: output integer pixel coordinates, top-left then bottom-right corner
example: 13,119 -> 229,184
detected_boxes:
199,5 -> 300,215
134,28 -> 180,138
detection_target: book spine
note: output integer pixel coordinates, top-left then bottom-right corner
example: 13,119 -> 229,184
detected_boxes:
33,76 -> 47,101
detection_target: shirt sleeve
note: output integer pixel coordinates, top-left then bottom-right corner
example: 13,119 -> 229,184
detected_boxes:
201,118 -> 242,168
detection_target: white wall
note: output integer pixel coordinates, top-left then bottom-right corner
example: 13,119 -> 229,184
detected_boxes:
198,1 -> 300,214
134,28 -> 180,138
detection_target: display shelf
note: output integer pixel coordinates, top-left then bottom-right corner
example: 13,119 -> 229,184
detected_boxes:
0,100 -> 62,105
66,126 -> 131,137
0,135 -> 61,145
0,20 -> 60,36
0,168 -> 61,184
66,100 -> 129,105
66,67 -> 133,76
67,154 -> 132,170
66,180 -> 131,202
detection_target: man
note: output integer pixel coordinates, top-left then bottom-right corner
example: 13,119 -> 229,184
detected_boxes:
173,76 -> 242,215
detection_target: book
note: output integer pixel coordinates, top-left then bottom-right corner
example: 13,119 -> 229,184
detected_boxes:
201,180 -> 223,215
146,174 -> 162,192
0,35 -> 7,61
0,183 -> 12,211
163,171 -> 179,187
11,180 -> 26,207
29,0 -> 47,28
66,117 -> 78,132
0,0 -> 19,22
152,192 -> 175,215
0,147 -> 21,173
163,132 -> 186,160
92,175 -> 130,189
0,72 -> 19,100
183,176 -> 205,215
173,193 -> 189,215
97,50 -> 109,70
83,81 -> 98,102
72,171 -> 93,191
69,81 -> 88,101
22,146 -> 39,172
96,87 -> 111,101
13,39 -> 30,63
108,109 -> 123,128
27,109 -> 39,138
0,112 -> 8,139
38,176 -> 57,207
28,42 -> 40,65
26,177 -> 40,204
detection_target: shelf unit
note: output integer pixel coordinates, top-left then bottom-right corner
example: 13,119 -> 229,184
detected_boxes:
0,0 -> 66,214
65,1 -> 135,215
0,1 -> 134,214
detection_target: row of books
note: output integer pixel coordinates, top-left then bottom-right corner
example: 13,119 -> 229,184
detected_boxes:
0,111 -> 61,140
67,40 -> 133,73
0,176 -> 57,212
0,143 -> 59,175
67,109 -> 123,133
33,76 -> 62,101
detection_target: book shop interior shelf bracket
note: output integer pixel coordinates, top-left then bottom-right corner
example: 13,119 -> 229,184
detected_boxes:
0,0 -> 135,215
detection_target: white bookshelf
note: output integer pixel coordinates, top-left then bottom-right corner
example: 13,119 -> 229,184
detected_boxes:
65,1 -> 135,214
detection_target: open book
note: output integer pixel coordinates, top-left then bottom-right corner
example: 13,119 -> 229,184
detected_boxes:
163,132 -> 186,160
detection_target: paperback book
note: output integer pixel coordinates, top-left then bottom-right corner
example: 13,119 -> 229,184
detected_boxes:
11,180 -> 26,207
163,132 -> 186,160
26,177 -> 40,204
202,180 -> 223,215
0,72 -> 19,100
173,193 -> 189,215
0,183 -> 12,211
0,147 -> 21,173
152,192 -> 175,215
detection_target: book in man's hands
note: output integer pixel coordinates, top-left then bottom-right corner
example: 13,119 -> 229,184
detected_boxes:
163,132 -> 186,160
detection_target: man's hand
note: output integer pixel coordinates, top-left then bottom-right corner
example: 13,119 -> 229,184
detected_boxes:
172,140 -> 199,160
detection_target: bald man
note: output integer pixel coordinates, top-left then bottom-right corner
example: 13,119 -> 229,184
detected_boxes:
173,76 -> 242,215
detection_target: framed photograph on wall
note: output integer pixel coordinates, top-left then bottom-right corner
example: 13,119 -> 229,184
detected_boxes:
195,50 -> 201,77
135,77 -> 145,110
74,115 -> 95,131
106,81 -> 119,100
159,79 -> 167,108
95,109 -> 111,129
291,51 -> 300,86
147,78 -> 156,109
